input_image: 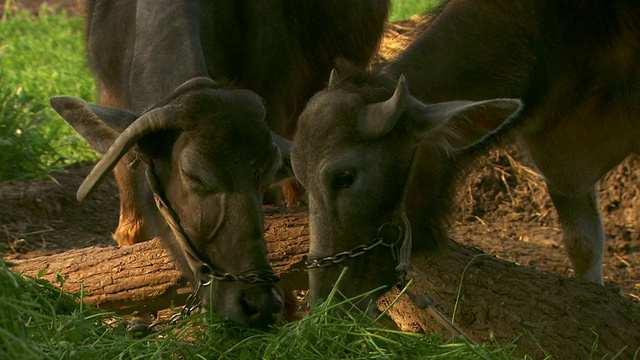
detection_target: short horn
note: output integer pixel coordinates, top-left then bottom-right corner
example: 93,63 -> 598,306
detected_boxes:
357,75 -> 410,139
77,105 -> 181,201
327,68 -> 340,90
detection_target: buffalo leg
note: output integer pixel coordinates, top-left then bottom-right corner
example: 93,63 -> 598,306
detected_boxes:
113,153 -> 149,245
283,178 -> 305,208
548,184 -> 605,284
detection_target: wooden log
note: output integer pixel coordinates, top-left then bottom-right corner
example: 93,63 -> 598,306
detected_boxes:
8,238 -> 189,314
379,240 -> 640,358
8,208 -> 310,315
8,208 -> 640,357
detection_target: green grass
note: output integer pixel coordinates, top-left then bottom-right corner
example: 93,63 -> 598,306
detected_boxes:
0,259 -> 526,360
0,5 -> 96,182
389,0 -> 442,21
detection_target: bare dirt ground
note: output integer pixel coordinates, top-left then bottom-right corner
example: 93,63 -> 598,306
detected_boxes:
3,153 -> 639,303
456,149 -> 640,303
1,0 -> 638,346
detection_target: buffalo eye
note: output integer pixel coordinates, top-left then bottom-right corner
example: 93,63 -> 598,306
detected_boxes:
181,169 -> 211,193
332,170 -> 355,190
252,166 -> 261,184
185,173 -> 206,188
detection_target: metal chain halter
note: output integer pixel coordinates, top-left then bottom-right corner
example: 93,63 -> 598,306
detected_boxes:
305,222 -> 406,269
304,212 -> 472,341
137,156 -> 279,330
304,213 -> 412,279
305,149 -> 418,276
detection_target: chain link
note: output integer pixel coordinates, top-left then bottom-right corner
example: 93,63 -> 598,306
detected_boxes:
305,223 -> 402,269
201,271 -> 280,285
146,269 -> 279,332
147,281 -> 204,331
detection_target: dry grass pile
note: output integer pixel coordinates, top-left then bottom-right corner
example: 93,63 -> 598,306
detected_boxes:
374,15 -> 430,64
456,147 -> 554,228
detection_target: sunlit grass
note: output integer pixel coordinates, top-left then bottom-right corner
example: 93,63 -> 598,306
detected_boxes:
389,0 -> 442,21
0,260 -> 525,359
0,5 -> 96,182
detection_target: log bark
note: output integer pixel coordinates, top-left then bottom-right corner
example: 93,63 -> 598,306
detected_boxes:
379,240 -> 640,359
9,238 -> 190,315
8,208 -> 310,315
8,208 -> 640,358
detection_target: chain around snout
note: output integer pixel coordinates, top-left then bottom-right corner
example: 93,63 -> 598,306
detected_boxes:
305,222 -> 403,269
147,280 -> 204,331
200,269 -> 281,286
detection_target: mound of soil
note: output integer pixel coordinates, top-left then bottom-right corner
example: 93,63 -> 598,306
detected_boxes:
454,148 -> 640,303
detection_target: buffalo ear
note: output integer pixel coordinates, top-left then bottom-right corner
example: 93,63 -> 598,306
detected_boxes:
50,96 -> 139,154
409,98 -> 522,149
51,95 -> 182,201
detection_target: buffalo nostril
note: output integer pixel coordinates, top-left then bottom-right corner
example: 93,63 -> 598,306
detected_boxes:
240,286 -> 284,326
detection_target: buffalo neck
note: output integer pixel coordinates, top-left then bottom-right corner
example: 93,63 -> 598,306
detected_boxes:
130,0 -> 210,111
382,0 -> 536,105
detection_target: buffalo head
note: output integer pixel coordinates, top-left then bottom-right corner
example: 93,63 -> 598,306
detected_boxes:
291,71 -> 521,313
51,78 -> 291,327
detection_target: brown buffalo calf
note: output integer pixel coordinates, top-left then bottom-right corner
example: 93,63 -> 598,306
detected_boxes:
291,0 -> 640,310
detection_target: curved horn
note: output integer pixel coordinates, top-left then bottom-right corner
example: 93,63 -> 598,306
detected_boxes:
148,77 -> 219,110
328,68 -> 340,90
77,105 -> 181,201
174,77 -> 218,93
357,75 -> 410,139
